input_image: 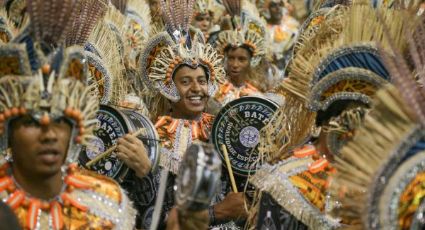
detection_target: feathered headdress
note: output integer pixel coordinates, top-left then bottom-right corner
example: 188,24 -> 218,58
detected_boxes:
329,12 -> 425,229
0,0 -> 99,165
215,0 -> 266,66
259,4 -> 413,163
138,0 -> 225,103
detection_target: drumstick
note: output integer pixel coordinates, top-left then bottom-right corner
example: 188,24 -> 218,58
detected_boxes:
85,128 -> 146,167
221,144 -> 238,193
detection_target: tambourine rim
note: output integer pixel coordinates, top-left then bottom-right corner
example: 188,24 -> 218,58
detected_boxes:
120,108 -> 161,173
80,105 -> 131,180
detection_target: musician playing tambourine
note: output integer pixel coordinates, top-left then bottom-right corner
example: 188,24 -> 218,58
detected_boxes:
137,0 -> 248,228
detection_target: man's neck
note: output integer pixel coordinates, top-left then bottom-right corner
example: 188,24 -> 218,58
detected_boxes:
170,111 -> 203,121
229,75 -> 246,88
12,167 -> 64,200
267,18 -> 281,26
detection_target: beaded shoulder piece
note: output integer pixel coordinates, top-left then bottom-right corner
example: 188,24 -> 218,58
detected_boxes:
154,113 -> 214,174
213,80 -> 259,105
250,144 -> 341,229
0,163 -> 136,230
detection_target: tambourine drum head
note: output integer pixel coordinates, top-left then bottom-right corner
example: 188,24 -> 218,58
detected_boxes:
211,97 -> 278,177
176,143 -> 222,211
79,105 -> 129,179
120,109 -> 160,172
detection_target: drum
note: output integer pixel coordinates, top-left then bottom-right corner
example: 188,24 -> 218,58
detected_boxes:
211,97 -> 278,177
175,143 -> 222,211
79,105 -> 160,182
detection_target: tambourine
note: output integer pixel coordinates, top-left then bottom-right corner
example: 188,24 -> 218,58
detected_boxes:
211,97 -> 278,177
175,143 -> 222,211
79,105 -> 160,182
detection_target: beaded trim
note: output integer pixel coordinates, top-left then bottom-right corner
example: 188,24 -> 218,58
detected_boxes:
366,128 -> 425,229
250,157 -> 341,229
309,67 -> 387,111
312,43 -> 389,83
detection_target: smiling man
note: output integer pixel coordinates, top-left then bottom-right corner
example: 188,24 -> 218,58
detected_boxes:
137,0 -> 250,228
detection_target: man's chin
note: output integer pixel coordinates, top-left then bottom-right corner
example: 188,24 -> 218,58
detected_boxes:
35,165 -> 63,178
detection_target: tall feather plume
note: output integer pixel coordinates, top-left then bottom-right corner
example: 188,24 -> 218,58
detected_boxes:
87,21 -> 126,104
110,0 -> 128,14
159,0 -> 195,38
223,0 -> 241,17
26,0 -> 80,46
66,0 -> 108,46
329,86 -> 418,228
378,12 -> 425,126
409,15 -> 425,87
104,3 -> 126,36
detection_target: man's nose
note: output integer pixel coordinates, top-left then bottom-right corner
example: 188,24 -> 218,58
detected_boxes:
40,125 -> 59,143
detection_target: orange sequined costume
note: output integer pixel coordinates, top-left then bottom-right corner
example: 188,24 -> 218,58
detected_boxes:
0,163 -> 136,230
154,113 -> 214,174
213,80 -> 260,106
251,144 -> 340,229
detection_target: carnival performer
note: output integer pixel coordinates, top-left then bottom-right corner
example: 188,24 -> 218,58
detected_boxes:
137,0 -> 248,228
210,0 -> 266,109
191,0 -> 216,41
248,2 -> 416,229
0,1 -> 137,229
329,14 -> 425,228
263,0 -> 299,70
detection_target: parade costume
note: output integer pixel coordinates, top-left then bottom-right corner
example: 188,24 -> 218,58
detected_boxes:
0,1 -> 136,229
256,0 -> 300,69
136,0 -> 227,228
249,3 -> 416,229
209,0 -> 266,107
329,13 -> 425,229
71,3 -> 163,229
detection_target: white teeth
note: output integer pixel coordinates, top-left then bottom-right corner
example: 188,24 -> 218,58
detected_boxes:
189,96 -> 201,101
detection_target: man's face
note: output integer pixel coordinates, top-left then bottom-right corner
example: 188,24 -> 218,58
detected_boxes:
225,47 -> 251,79
269,2 -> 283,21
172,66 -> 209,118
193,13 -> 212,33
10,115 -> 72,177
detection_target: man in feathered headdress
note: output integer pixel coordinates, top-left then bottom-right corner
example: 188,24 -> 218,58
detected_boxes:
0,0 -> 138,229
138,0 -> 248,228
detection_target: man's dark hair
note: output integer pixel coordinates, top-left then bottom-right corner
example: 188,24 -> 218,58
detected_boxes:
224,45 -> 254,58
316,99 -> 369,126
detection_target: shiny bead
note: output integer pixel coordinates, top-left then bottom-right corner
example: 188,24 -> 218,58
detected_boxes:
40,114 -> 50,126
41,64 -> 51,75
4,109 -> 11,118
11,108 -> 19,116
19,107 -> 27,115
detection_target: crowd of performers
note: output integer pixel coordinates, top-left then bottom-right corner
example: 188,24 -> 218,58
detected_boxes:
0,0 -> 424,229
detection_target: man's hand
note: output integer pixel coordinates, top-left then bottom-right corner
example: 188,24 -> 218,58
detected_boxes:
166,208 -> 209,230
213,192 -> 248,221
116,133 -> 151,178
